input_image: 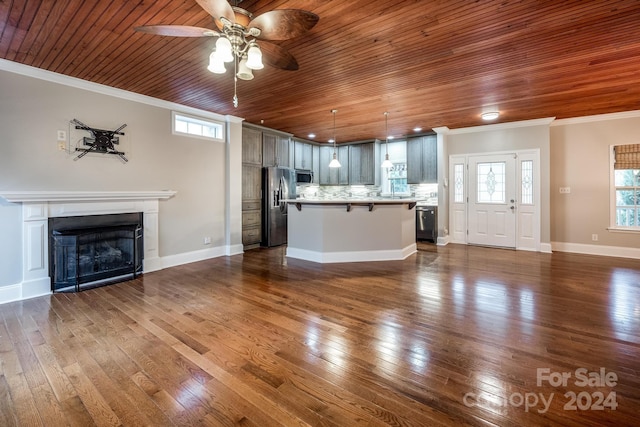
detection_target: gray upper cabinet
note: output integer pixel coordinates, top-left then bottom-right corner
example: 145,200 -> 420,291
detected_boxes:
263,132 -> 291,167
294,140 -> 313,170
312,145 -> 320,182
319,145 -> 349,185
242,127 -> 262,165
406,135 -> 437,184
348,142 -> 377,185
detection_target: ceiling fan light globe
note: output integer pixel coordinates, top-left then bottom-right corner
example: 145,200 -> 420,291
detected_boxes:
215,37 -> 234,63
207,52 -> 226,74
237,57 -> 254,80
246,45 -> 264,70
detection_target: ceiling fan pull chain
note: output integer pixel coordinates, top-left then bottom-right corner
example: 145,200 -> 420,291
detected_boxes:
233,57 -> 239,108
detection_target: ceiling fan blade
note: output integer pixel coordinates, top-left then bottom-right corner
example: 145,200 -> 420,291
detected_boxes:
135,25 -> 219,37
196,0 -> 235,25
259,42 -> 299,71
249,10 -> 319,41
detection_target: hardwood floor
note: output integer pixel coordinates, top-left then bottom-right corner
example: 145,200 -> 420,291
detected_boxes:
1,244 -> 639,426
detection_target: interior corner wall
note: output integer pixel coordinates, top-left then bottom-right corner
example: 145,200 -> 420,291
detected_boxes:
550,116 -> 640,250
0,68 -> 235,288
445,123 -> 551,245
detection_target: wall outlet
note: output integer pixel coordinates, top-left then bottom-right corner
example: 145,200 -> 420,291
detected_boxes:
57,130 -> 66,141
591,234 -> 598,241
203,236 -> 212,245
559,187 -> 571,194
58,141 -> 66,151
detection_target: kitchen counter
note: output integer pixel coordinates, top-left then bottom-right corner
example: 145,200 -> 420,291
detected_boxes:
286,198 -> 418,212
284,198 -> 417,263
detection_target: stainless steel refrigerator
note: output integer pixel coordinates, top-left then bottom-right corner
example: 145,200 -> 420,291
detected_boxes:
262,166 -> 296,247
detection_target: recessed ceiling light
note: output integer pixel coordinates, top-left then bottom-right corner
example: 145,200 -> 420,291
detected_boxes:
308,133 -> 316,138
481,111 -> 500,121
413,127 -> 422,132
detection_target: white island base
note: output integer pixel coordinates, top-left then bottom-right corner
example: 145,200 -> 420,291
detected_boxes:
285,200 -> 417,263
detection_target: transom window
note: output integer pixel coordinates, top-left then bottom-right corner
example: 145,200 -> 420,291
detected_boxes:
172,112 -> 224,142
612,144 -> 640,228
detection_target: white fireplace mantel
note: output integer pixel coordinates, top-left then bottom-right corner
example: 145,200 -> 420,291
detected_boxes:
0,190 -> 176,203
0,190 -> 176,304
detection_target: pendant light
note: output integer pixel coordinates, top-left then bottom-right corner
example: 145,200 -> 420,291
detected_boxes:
381,111 -> 394,169
328,109 -> 341,168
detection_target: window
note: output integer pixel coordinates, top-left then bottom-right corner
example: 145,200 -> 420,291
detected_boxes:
612,144 -> 640,228
521,160 -> 533,205
454,163 -> 464,203
476,161 -> 506,204
172,112 -> 224,142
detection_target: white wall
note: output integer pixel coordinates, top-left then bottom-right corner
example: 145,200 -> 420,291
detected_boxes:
550,113 -> 640,256
0,61 -> 243,293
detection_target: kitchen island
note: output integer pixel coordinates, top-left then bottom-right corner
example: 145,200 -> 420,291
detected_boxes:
285,199 -> 417,263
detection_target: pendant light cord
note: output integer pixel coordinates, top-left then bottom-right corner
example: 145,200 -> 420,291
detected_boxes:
385,111 -> 389,155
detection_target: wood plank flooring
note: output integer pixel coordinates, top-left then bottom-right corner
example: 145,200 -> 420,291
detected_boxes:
1,243 -> 639,426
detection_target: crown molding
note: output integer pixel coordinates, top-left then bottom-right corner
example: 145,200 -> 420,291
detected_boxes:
0,59 -> 241,124
446,117 -> 556,135
550,110 -> 640,126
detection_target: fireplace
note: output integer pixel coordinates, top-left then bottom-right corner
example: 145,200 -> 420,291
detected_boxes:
48,212 -> 143,292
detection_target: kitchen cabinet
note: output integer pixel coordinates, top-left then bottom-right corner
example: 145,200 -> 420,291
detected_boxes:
312,145 -> 320,181
406,135 -> 437,184
294,140 -> 313,170
263,132 -> 291,167
348,142 -> 378,185
242,127 -> 262,165
319,145 -> 349,185
242,126 -> 264,248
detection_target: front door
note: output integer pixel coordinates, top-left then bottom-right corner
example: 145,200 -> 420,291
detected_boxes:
468,154 -> 517,247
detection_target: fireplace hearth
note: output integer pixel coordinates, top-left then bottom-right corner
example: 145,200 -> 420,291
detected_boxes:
48,212 -> 143,292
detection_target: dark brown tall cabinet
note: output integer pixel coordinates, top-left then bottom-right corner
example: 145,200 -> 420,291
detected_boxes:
241,127 -> 263,248
407,135 -> 438,184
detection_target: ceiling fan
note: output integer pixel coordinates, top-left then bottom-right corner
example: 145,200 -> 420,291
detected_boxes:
135,0 -> 319,107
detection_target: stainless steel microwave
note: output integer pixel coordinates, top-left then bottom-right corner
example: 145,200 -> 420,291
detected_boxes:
295,169 -> 314,183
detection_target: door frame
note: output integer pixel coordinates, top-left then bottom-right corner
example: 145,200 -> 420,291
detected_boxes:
448,149 -> 541,251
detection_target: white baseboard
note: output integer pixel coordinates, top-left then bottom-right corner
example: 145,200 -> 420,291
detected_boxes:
161,245 -> 228,269
437,235 -> 450,246
551,242 -> 640,259
540,242 -> 553,253
0,283 -> 24,304
0,278 -> 52,305
225,243 -> 244,256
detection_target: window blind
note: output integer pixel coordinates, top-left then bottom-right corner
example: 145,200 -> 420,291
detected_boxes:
614,144 -> 640,169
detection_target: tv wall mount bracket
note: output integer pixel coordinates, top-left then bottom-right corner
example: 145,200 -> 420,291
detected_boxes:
71,118 -> 128,162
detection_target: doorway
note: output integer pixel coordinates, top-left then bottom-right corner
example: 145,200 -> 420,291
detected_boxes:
449,150 -> 540,250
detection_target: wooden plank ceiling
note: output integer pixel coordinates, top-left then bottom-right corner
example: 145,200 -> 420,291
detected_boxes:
2,0 -> 640,143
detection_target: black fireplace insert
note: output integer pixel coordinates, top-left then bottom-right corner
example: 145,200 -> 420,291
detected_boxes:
48,212 -> 143,292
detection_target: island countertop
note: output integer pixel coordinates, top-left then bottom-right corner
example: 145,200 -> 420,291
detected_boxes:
284,198 -> 419,211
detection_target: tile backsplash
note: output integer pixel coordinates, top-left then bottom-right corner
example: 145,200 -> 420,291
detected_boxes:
296,183 -> 438,202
